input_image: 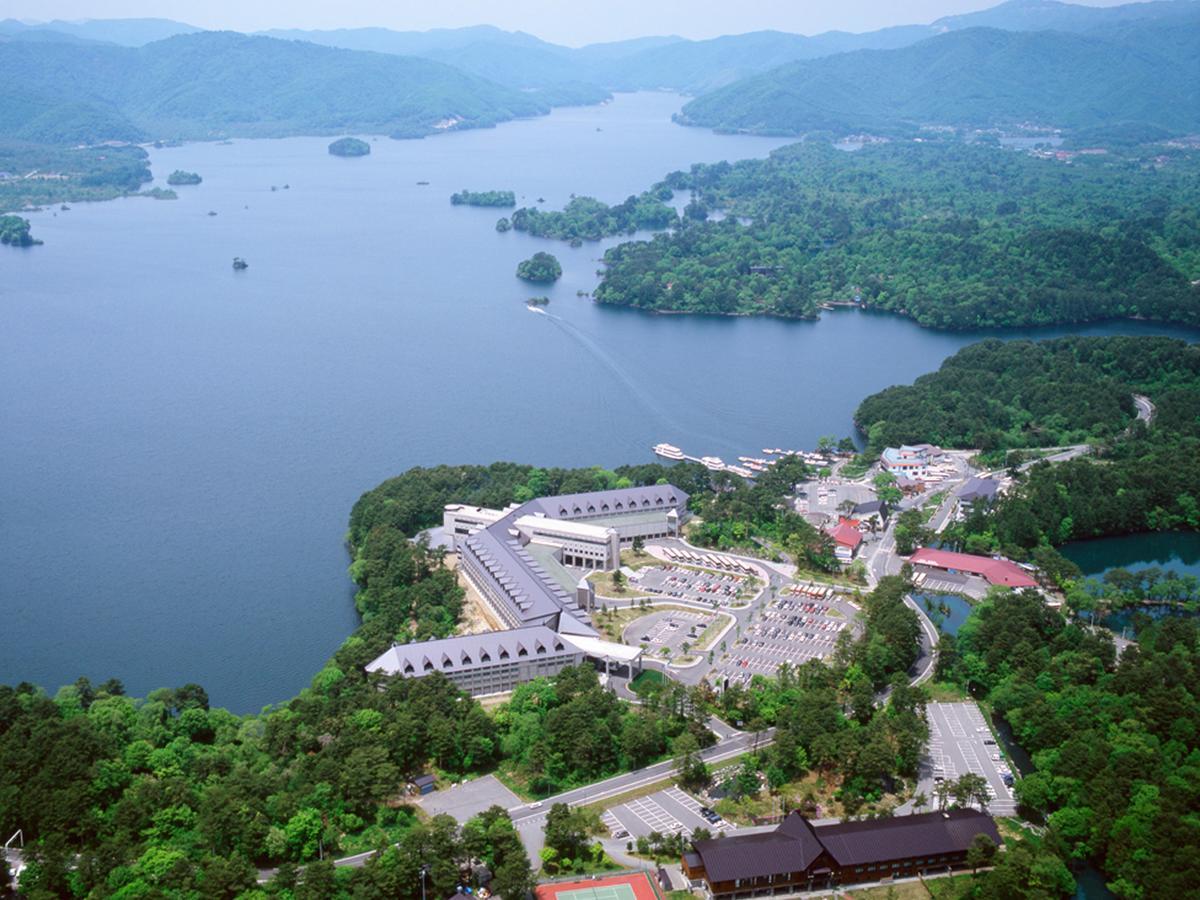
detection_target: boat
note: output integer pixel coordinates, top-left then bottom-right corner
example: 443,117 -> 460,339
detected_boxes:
762,448 -> 775,455
700,456 -> 726,471
653,443 -> 685,461
232,257 -> 248,270
416,181 -> 430,185
726,465 -> 755,478
526,304 -> 547,315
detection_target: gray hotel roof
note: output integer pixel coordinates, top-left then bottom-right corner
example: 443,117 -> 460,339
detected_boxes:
366,626 -> 576,677
462,484 -> 688,635
522,484 -> 687,520
372,484 -> 688,684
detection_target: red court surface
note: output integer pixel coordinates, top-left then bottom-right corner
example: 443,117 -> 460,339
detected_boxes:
536,871 -> 661,900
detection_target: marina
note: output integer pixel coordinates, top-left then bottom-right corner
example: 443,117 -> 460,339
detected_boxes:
653,442 -> 839,477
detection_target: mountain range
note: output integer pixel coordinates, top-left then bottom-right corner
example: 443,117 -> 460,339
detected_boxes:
679,14 -> 1200,136
1,0 -> 1197,145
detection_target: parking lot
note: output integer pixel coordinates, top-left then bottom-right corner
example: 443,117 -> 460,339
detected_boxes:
420,774 -> 524,823
630,564 -> 754,608
924,702 -> 1017,815
623,608 -> 729,658
708,585 -> 860,690
912,566 -> 992,599
604,786 -> 736,840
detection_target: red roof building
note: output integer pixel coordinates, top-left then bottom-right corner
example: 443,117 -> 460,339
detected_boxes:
909,548 -> 1038,588
826,519 -> 863,560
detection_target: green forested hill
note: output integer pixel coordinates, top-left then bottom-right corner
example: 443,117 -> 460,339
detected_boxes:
678,19 -> 1200,136
0,31 -> 550,144
587,141 -> 1200,329
854,336 -> 1200,451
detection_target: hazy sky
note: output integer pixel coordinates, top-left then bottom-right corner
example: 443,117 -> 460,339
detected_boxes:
4,0 -> 1135,45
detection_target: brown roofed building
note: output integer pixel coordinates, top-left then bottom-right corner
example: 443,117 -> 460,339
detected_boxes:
681,809 -> 1000,894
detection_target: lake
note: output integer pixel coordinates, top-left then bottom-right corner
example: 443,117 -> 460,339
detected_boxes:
1062,532 -> 1200,636
1062,531 -> 1200,580
4,91 -> 1197,711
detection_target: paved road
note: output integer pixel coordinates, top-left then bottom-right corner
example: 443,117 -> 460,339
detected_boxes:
505,726 -> 775,828
1132,393 -> 1155,427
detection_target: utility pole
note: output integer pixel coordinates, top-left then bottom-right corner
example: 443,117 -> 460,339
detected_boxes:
420,864 -> 429,900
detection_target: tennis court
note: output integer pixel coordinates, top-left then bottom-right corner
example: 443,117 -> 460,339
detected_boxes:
558,884 -> 636,900
535,872 -> 660,900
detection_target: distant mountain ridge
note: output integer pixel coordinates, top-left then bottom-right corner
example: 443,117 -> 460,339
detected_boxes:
7,1 -> 1197,99
0,31 -> 550,144
3,0 -> 1197,146
678,15 -> 1200,137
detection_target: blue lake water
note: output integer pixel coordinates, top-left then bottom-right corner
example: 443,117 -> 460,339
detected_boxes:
912,592 -> 973,636
4,91 -> 1199,711
1061,531 -> 1200,579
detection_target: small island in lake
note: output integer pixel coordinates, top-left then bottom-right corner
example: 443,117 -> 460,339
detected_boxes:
451,189 -> 516,207
516,251 -> 562,283
496,217 -> 511,232
0,214 -> 40,247
232,257 -> 248,270
328,137 -> 371,157
166,170 -> 202,186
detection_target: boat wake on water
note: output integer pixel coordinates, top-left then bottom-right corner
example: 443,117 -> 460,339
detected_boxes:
528,308 -> 727,448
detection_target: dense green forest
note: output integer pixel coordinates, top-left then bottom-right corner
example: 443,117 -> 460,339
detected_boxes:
509,190 -> 676,241
0,142 -> 153,211
327,138 -> 370,157
855,336 -> 1200,452
0,213 -> 37,245
937,591 -> 1200,898
494,665 -> 712,796
0,32 -> 550,145
516,251 -> 562,282
584,141 -> 1200,329
451,189 -> 515,207
678,16 -> 1200,137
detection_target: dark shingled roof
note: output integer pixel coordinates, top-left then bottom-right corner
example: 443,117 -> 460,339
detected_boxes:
815,809 -> 1000,866
691,810 -> 999,880
692,817 -> 825,882
956,477 -> 1000,503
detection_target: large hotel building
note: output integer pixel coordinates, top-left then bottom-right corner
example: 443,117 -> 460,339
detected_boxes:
366,484 -> 689,695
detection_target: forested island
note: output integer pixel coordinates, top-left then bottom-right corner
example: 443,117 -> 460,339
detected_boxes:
0,214 -> 38,246
328,137 -> 371,157
450,189 -> 515,207
165,169 -> 202,185
516,251 -> 562,283
537,141 -> 1200,330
